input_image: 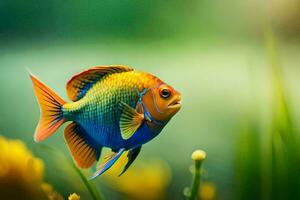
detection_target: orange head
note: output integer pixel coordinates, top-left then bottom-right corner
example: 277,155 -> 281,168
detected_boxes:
141,81 -> 181,122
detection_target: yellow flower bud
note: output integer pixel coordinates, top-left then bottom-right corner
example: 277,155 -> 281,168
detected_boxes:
191,150 -> 206,161
68,193 -> 80,200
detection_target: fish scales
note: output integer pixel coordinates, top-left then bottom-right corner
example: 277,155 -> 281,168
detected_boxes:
63,71 -> 148,147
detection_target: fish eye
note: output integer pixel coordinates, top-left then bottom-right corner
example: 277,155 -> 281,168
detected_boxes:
160,88 -> 171,99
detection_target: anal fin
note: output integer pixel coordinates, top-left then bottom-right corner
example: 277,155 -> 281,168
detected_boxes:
64,122 -> 101,169
119,146 -> 141,176
90,148 -> 125,179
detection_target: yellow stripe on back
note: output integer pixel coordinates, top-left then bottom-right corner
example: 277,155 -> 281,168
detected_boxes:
66,65 -> 133,101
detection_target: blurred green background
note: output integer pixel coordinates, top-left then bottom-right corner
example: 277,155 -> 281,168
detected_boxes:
1,0 -> 300,199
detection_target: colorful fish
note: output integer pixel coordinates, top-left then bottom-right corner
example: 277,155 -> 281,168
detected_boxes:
30,65 -> 181,178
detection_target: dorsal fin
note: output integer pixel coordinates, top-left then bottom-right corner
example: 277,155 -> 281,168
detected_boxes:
66,65 -> 133,101
64,122 -> 102,168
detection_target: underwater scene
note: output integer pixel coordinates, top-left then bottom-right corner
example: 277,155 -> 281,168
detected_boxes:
1,0 -> 300,199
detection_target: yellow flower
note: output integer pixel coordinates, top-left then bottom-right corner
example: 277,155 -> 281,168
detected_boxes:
0,136 -> 62,200
103,152 -> 171,200
199,182 -> 216,200
191,150 -> 206,161
68,193 -> 80,200
0,136 -> 44,182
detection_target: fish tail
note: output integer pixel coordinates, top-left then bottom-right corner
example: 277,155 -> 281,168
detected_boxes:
30,74 -> 66,142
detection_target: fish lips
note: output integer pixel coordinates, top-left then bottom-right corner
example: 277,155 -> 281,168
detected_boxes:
168,96 -> 182,109
168,101 -> 181,109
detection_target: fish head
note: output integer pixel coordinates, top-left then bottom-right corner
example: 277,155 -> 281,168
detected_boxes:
142,82 -> 181,122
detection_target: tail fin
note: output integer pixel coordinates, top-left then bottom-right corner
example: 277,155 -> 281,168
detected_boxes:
30,74 -> 66,142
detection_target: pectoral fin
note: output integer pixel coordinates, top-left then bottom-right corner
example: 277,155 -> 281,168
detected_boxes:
90,148 -> 125,179
119,102 -> 144,140
118,146 -> 141,176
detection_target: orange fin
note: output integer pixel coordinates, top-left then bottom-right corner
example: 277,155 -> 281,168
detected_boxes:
30,74 -> 66,142
64,122 -> 102,169
66,65 -> 133,101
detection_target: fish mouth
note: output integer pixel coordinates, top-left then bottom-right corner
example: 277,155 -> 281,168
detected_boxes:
168,99 -> 182,109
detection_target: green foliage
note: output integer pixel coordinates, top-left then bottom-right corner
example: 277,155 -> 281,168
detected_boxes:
234,26 -> 300,200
